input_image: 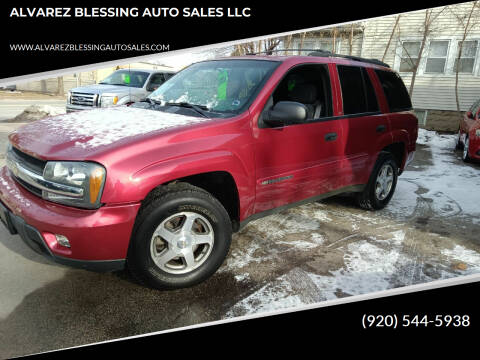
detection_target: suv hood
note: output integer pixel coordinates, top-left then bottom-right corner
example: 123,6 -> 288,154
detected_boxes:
9,107 -> 212,160
69,84 -> 141,95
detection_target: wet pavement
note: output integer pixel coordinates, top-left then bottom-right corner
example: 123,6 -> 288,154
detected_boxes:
1,129 -> 480,357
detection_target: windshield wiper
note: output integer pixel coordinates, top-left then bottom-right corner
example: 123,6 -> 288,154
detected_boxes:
165,102 -> 209,118
142,98 -> 162,106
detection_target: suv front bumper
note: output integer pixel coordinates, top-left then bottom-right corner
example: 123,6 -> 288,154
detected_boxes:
0,166 -> 140,272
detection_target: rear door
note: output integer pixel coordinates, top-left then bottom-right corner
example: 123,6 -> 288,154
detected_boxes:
335,65 -> 390,185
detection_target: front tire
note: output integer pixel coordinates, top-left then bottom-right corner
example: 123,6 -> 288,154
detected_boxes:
357,151 -> 398,210
127,183 -> 232,290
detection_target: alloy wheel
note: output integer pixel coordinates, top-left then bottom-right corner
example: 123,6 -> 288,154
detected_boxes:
375,164 -> 394,201
150,212 -> 214,274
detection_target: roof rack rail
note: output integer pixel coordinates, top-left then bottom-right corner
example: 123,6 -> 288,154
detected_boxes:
308,50 -> 390,68
245,49 -> 321,55
244,49 -> 390,68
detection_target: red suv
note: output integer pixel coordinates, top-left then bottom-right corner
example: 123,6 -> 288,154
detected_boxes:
0,53 -> 418,289
457,98 -> 480,162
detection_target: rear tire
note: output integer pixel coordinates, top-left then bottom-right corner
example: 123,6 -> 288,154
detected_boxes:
456,130 -> 464,150
462,136 -> 470,162
357,151 -> 398,210
127,182 -> 232,290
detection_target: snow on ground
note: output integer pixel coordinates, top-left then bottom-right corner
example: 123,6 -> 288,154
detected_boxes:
223,129 -> 480,318
411,129 -> 480,218
25,105 -> 65,117
11,105 -> 65,122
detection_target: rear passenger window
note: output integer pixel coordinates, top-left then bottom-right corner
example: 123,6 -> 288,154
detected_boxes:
375,70 -> 412,112
362,68 -> 379,112
337,65 -> 379,115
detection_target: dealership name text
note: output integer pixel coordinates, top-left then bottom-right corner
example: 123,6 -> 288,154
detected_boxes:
9,7 -> 252,18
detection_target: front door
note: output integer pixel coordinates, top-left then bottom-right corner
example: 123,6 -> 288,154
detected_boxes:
253,64 -> 344,213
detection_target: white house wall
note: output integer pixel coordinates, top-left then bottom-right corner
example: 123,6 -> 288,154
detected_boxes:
362,1 -> 480,111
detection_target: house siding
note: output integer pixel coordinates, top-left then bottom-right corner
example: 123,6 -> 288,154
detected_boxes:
361,1 -> 480,112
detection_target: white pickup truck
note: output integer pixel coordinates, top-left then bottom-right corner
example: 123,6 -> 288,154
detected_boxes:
66,69 -> 176,112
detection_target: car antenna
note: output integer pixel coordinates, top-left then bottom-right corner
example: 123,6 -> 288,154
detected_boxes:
128,64 -> 131,105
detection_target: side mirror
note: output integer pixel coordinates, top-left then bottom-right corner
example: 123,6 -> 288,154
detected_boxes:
263,101 -> 307,127
466,111 -> 474,119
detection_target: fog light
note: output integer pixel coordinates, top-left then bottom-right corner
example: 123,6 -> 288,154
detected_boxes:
55,234 -> 70,248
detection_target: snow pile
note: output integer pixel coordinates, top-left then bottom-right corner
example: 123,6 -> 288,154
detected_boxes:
416,128 -> 457,150
11,104 -> 65,122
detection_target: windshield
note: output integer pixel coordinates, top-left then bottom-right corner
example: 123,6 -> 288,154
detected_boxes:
99,70 -> 150,88
149,60 -> 279,114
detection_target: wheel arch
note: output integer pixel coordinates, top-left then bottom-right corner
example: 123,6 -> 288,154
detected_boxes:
381,142 -> 406,172
127,150 -> 252,221
162,172 -> 241,230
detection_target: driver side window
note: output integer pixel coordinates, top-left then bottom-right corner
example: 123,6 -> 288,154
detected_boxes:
147,73 -> 166,91
270,64 -> 333,122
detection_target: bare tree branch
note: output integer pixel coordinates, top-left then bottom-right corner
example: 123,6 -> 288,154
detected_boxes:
382,15 -> 401,62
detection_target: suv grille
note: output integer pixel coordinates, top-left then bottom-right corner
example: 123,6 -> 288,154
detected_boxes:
11,146 -> 46,174
71,92 -> 98,107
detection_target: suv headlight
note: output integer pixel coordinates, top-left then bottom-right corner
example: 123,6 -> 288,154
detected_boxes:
42,161 -> 106,209
67,91 -> 72,104
100,95 -> 118,107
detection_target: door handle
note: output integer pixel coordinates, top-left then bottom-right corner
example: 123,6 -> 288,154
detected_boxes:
376,125 -> 386,133
324,132 -> 337,141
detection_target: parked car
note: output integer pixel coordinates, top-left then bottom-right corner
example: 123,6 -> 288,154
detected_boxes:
457,98 -> 480,162
0,85 -> 16,91
0,52 -> 418,289
66,69 -> 176,112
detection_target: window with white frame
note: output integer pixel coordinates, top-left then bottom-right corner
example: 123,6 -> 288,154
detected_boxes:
454,40 -> 478,74
425,40 -> 449,74
292,38 -> 341,55
302,40 -> 317,53
317,40 -> 337,52
399,41 -> 421,72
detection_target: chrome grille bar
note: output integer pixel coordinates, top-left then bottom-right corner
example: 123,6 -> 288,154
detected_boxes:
71,92 -> 97,107
6,150 -> 84,198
